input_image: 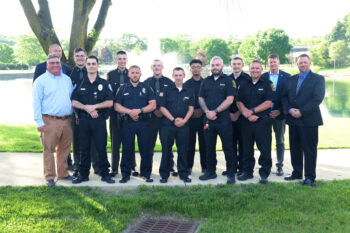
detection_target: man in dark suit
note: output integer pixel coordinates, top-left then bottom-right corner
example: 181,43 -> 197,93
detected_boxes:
261,54 -> 290,176
33,44 -> 71,83
282,54 -> 325,186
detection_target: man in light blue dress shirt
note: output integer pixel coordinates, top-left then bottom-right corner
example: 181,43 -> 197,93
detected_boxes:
32,54 -> 74,186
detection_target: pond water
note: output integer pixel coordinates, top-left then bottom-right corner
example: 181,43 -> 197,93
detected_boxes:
0,74 -> 348,124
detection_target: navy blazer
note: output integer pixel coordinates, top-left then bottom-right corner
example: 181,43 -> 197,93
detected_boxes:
261,70 -> 290,120
282,71 -> 325,127
33,61 -> 72,83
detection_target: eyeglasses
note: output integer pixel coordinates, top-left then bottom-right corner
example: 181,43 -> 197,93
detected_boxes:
75,55 -> 86,58
191,66 -> 202,69
48,62 -> 60,65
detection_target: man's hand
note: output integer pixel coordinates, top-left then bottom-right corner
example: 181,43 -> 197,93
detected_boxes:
230,112 -> 240,122
192,109 -> 203,118
248,115 -> 259,122
174,118 -> 186,127
206,111 -> 217,121
84,104 -> 96,113
129,109 -> 141,118
269,110 -> 281,119
89,110 -> 99,118
242,108 -> 253,118
289,108 -> 302,118
154,109 -> 163,118
37,125 -> 46,132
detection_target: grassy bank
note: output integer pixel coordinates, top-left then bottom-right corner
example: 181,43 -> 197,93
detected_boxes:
1,117 -> 349,152
0,180 -> 349,232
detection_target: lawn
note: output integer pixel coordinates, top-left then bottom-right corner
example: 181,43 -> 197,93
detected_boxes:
0,180 -> 349,232
1,116 -> 349,152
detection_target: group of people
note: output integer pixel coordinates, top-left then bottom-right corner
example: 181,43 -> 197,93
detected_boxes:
32,43 -> 325,187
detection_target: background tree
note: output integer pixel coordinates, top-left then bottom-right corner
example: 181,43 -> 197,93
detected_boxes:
14,33 -> 46,65
201,38 -> 231,65
97,47 -> 113,64
329,40 -> 350,67
238,36 -> 255,65
310,40 -> 332,68
255,28 -> 292,66
116,33 -> 148,52
0,44 -> 15,63
19,0 -> 112,67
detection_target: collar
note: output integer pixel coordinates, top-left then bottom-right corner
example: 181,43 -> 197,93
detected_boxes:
46,70 -> 62,78
299,70 -> 311,79
269,70 -> 279,76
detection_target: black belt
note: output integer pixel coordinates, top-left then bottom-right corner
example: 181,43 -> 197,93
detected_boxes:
42,114 -> 71,120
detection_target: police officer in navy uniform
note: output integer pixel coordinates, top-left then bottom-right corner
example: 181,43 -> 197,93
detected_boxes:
225,57 -> 251,176
71,56 -> 115,184
236,60 -> 275,184
107,50 -> 137,177
184,59 -> 207,174
198,56 -> 237,184
115,65 -> 156,183
144,59 -> 177,176
159,67 -> 194,183
69,48 -> 100,177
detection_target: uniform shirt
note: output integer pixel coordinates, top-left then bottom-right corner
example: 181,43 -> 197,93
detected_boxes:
159,85 -> 195,125
115,82 -> 155,109
144,76 -> 174,108
32,71 -> 73,127
198,73 -> 236,122
71,75 -> 113,117
228,71 -> 251,113
107,68 -> 129,97
236,77 -> 275,118
184,77 -> 203,109
69,66 -> 87,86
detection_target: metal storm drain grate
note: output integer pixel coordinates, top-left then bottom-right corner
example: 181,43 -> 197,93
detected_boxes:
129,218 -> 200,233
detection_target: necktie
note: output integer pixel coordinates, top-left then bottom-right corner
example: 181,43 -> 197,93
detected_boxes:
79,69 -> 83,80
120,71 -> 124,85
155,78 -> 160,94
296,75 -> 303,94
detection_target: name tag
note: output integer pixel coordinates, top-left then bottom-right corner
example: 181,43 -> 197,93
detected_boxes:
124,93 -> 129,96
184,97 -> 189,99
220,83 -> 225,86
80,88 -> 86,90
258,88 -> 264,91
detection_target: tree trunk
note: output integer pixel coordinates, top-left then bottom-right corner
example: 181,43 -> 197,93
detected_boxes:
19,0 -> 112,68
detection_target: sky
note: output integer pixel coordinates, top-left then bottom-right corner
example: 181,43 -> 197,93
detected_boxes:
1,0 -> 350,41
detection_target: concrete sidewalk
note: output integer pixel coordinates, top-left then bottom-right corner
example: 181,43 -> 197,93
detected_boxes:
0,150 -> 349,190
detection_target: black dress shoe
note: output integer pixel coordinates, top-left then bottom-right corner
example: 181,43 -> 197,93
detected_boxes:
227,176 -> 236,184
131,170 -> 139,177
101,175 -> 115,184
119,177 -> 130,183
259,176 -> 268,184
143,177 -> 153,183
237,173 -> 254,181
110,171 -> 118,177
72,176 -> 89,184
222,171 -> 228,176
276,168 -> 284,176
46,179 -> 56,186
160,177 -> 168,183
180,177 -> 192,183
284,174 -> 302,181
301,179 -> 314,186
199,172 -> 217,181
171,170 -> 178,177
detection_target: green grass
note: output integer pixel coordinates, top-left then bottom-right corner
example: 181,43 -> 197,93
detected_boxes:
1,117 -> 349,152
0,180 -> 349,232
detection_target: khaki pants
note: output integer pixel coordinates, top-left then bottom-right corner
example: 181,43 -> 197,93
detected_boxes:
41,115 -> 72,180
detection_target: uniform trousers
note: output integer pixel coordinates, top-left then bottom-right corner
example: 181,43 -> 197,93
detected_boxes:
187,117 -> 206,171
